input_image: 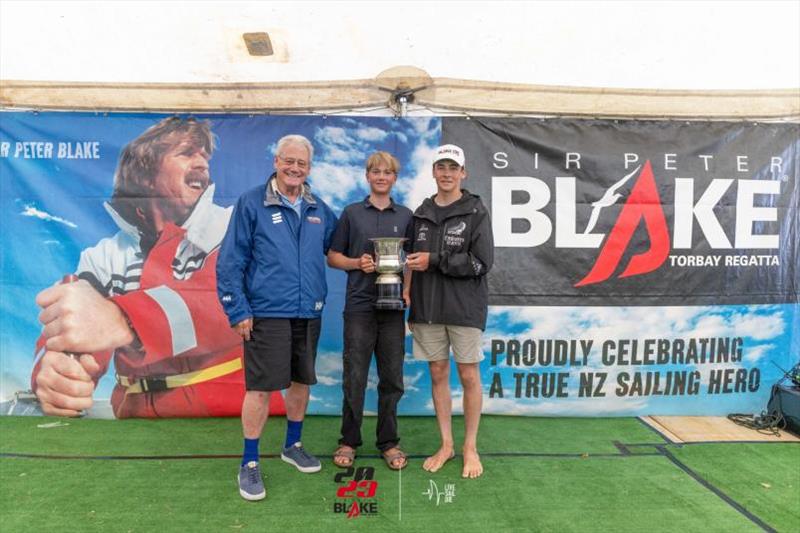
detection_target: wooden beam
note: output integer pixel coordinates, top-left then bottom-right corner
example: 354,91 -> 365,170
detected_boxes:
0,80 -> 389,112
2,77 -> 798,119
419,78 -> 800,120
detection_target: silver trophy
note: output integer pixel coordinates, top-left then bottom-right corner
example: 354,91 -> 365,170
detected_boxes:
370,237 -> 407,310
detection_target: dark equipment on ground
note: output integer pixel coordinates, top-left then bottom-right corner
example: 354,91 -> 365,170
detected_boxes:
728,362 -> 800,436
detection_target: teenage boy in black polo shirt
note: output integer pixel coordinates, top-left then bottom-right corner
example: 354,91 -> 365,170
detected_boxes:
327,151 -> 413,470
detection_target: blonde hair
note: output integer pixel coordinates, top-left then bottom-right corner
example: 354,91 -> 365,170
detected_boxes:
365,151 -> 399,174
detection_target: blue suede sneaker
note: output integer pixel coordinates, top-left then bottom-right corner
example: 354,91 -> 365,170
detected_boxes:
238,461 -> 266,501
281,442 -> 322,473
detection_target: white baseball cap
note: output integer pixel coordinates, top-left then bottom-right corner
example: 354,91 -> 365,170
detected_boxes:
433,144 -> 465,168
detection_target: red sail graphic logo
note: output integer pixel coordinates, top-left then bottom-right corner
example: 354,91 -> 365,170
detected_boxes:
347,501 -> 361,519
575,160 -> 670,286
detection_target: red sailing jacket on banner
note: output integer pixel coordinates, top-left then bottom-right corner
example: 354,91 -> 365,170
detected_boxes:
31,185 -> 286,418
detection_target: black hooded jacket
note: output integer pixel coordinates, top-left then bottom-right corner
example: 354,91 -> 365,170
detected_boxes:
407,189 -> 493,329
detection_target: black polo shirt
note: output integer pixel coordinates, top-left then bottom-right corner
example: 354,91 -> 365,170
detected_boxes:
330,197 -> 413,313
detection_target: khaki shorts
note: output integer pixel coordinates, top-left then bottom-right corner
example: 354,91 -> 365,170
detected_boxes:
411,323 -> 484,364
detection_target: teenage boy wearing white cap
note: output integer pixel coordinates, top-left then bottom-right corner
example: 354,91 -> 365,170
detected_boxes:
405,144 -> 494,479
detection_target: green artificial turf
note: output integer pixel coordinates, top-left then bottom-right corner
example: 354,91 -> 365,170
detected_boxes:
0,415 -> 658,457
671,443 -> 800,533
1,415 -> 798,532
1,455 -> 763,533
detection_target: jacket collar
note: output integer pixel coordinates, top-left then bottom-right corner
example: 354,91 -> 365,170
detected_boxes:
416,189 -> 479,220
103,183 -> 227,253
264,173 -> 316,207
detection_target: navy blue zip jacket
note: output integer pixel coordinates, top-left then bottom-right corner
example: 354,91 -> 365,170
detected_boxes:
217,174 -> 338,326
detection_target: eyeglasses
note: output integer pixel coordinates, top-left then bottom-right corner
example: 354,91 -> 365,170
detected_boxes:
368,168 -> 396,176
278,155 -> 309,170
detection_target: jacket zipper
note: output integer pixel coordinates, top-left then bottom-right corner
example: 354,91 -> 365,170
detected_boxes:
427,207 -> 468,324
297,203 -> 305,316
423,214 -> 448,324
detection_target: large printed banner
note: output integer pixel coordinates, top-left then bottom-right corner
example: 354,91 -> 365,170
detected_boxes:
1,112 -> 797,418
447,118 -> 798,306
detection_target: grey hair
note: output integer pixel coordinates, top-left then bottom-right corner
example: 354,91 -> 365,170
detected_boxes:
275,134 -> 314,162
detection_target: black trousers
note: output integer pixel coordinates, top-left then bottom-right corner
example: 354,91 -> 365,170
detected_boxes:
339,310 -> 405,451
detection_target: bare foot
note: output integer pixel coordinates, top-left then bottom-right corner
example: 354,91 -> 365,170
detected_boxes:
422,445 -> 455,472
462,448 -> 483,478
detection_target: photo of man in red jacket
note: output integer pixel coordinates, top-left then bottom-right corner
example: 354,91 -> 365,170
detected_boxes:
32,117 -> 284,418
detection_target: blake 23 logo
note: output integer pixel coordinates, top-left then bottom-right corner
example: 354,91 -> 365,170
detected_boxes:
491,159 -> 783,286
333,466 -> 378,518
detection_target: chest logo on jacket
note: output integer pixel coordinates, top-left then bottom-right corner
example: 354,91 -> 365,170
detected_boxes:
417,223 -> 429,242
447,221 -> 466,236
444,221 -> 467,248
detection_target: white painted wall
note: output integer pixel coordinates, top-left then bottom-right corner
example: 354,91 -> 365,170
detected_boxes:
1,0 -> 798,89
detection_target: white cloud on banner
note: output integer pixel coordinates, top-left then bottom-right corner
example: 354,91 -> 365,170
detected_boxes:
404,370 -> 425,393
489,305 -> 786,346
394,117 -> 440,210
726,312 -> 785,341
396,143 -> 438,210
314,350 -> 424,397
309,162 -> 367,211
366,373 -> 379,391
315,123 -> 409,162
315,126 -> 363,164
315,351 -> 343,387
316,126 -> 350,145
308,119 -> 438,211
20,204 -> 78,228
0,373 -> 27,402
744,344 -> 775,364
355,127 -> 389,142
409,116 -> 438,135
316,375 -> 340,387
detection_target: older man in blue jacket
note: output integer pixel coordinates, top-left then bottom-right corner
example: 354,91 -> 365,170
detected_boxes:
217,134 -> 337,501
